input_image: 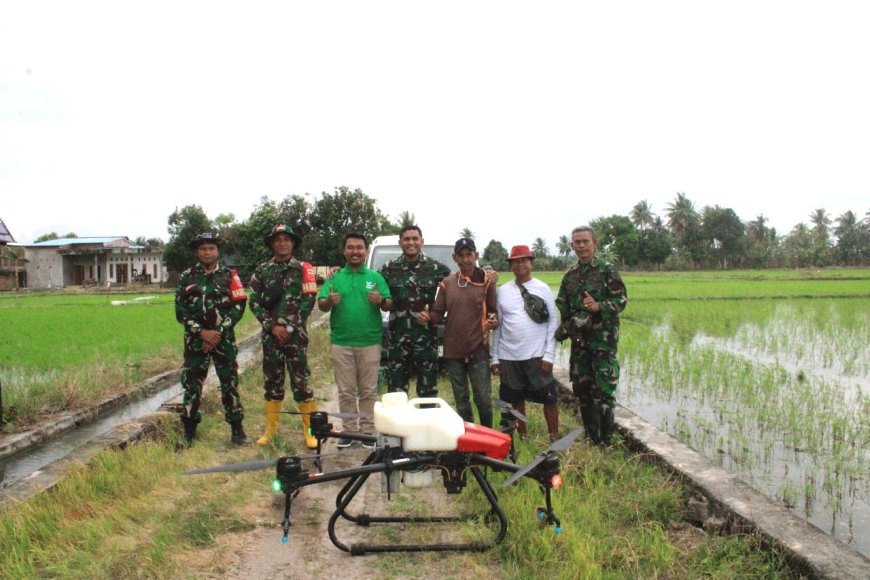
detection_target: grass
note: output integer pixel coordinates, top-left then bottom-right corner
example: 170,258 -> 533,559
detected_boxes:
0,322 -> 799,578
0,292 -> 260,430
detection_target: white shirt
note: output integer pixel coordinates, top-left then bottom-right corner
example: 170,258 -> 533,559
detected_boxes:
491,277 -> 558,364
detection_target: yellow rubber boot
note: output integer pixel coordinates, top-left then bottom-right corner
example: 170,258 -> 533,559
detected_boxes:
256,400 -> 282,446
298,400 -> 319,449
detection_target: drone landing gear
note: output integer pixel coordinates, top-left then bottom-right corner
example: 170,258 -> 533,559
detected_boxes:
536,485 -> 562,534
328,459 -> 508,555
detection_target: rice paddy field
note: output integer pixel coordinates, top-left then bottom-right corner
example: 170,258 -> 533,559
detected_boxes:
0,291 -> 259,428
2,268 -> 869,562
541,268 -> 870,558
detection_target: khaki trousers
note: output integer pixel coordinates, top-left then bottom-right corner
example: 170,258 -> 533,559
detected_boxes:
331,344 -> 380,434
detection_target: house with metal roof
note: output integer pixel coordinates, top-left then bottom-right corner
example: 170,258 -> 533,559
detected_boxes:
23,236 -> 167,289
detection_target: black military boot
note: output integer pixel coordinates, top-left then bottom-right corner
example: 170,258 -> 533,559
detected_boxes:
579,405 -> 601,445
230,421 -> 248,445
181,417 -> 198,445
600,405 -> 615,447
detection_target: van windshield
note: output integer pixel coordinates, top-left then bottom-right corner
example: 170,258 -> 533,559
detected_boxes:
368,245 -> 458,273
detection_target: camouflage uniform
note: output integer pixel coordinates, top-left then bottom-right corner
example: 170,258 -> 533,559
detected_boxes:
556,257 -> 627,443
175,263 -> 246,425
248,258 -> 316,402
380,254 -> 450,398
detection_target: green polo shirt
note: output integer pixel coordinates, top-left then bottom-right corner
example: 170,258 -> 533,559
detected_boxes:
318,265 -> 391,347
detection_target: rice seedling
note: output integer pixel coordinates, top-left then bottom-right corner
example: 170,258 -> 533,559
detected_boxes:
560,269 -> 870,557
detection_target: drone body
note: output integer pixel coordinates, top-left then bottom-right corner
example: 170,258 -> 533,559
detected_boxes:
373,392 -> 511,459
187,393 -> 581,555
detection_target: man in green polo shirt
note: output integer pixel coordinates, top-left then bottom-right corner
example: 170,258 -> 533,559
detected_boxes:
318,232 -> 393,448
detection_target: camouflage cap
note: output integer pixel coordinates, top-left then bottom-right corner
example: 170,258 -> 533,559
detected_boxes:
264,223 -> 303,250
189,231 -> 222,249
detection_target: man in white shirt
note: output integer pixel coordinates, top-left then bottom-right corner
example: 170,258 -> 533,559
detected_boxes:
491,245 -> 559,441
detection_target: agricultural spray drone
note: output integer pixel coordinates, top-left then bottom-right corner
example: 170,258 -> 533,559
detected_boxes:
185,393 -> 581,555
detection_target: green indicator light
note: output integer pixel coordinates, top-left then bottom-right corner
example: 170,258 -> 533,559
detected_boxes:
272,479 -> 282,492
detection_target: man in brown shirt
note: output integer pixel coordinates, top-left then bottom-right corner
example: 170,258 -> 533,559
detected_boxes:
425,238 -> 499,427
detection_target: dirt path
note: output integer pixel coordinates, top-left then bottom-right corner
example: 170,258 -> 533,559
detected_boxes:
215,386 -> 502,579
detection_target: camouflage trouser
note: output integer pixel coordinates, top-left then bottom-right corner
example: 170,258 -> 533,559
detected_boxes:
386,327 -> 439,398
261,332 -> 313,402
569,343 -> 619,410
180,333 -> 243,424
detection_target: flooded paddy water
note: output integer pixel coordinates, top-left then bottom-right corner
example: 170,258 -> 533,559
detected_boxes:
559,294 -> 870,557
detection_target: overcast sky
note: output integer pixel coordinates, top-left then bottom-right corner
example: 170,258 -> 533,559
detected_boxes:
2,1 -> 868,251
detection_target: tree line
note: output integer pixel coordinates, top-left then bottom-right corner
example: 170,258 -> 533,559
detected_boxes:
162,187 -> 870,278
163,186 -> 397,280
481,193 -> 869,271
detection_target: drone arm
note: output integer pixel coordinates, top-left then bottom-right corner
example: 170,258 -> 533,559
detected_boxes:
288,453 -> 439,492
467,453 -> 525,476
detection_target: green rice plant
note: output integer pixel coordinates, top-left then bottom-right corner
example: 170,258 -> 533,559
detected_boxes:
0,292 -> 260,430
603,274 -> 870,555
0,323 -> 797,577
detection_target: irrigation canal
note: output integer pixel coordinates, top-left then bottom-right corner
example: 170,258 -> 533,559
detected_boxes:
2,325 -> 869,577
0,338 -> 259,490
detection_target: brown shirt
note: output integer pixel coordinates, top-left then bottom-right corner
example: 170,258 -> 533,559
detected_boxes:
430,268 -> 498,359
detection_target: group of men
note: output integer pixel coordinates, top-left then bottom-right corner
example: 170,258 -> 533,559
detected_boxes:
174,223 -> 627,450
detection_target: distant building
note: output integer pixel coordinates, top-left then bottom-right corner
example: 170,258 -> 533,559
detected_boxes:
23,237 -> 167,289
0,219 -> 14,245
0,219 -> 26,290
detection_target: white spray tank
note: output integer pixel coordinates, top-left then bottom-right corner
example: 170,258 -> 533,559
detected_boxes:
373,392 -> 465,451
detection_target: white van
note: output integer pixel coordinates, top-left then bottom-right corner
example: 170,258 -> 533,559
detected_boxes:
366,235 -> 459,274
366,235 -> 459,370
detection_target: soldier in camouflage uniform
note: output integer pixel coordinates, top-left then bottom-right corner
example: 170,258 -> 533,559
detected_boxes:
379,225 -> 451,398
555,225 -> 627,446
175,232 -> 247,445
248,224 -> 318,448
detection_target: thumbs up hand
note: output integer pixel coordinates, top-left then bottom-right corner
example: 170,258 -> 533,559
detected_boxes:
328,287 -> 341,306
415,304 -> 431,326
582,291 -> 599,313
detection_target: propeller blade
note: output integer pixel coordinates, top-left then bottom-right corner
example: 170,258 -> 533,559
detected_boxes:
277,410 -> 370,420
502,455 -> 545,487
494,399 -> 528,423
183,451 -> 346,476
184,459 -> 277,475
549,427 -> 584,453
501,427 -> 584,487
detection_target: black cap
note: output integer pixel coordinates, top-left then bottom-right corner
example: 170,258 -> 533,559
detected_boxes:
189,232 -> 222,249
454,238 -> 476,253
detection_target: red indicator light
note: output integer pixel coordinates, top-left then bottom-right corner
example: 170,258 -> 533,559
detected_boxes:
551,474 -> 563,489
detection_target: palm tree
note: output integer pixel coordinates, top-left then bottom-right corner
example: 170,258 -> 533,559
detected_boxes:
664,192 -> 699,238
746,214 -> 769,243
532,237 -> 549,258
555,234 -> 571,256
459,228 -> 475,240
630,200 -> 655,231
397,211 -> 416,228
809,208 -> 830,240
834,210 -> 862,264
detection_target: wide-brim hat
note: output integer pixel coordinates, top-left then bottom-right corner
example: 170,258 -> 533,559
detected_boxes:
264,223 -> 303,249
507,245 -> 534,261
189,232 -> 222,250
